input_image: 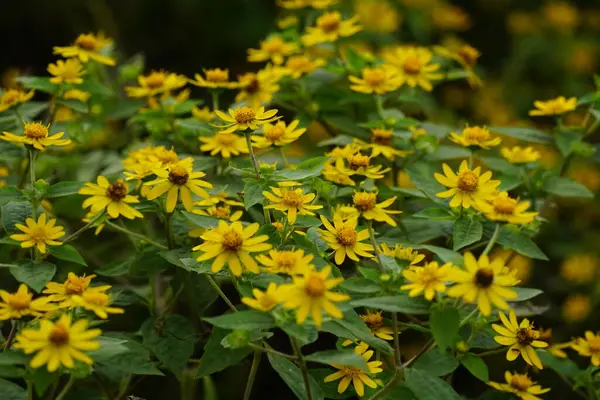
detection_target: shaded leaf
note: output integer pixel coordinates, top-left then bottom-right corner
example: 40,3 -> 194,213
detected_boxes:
10,260 -> 56,292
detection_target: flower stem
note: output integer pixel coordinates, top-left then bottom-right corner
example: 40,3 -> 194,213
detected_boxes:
365,220 -> 383,270
3,320 -> 18,352
211,91 -> 220,111
475,347 -> 506,357
290,337 -> 312,400
165,211 -> 175,249
62,212 -> 104,243
206,275 -> 237,312
244,131 -> 262,179
482,224 -> 500,256
279,146 -> 289,167
243,351 -> 262,400
55,376 -> 76,400
248,343 -> 295,360
106,221 -> 168,249
29,149 -> 37,218
375,95 -> 385,119
459,307 -> 479,327
391,312 -> 402,369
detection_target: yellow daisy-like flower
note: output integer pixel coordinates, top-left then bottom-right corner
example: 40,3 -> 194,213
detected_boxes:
278,0 -> 338,9
348,65 -> 402,95
213,106 -> 279,133
248,35 -> 298,65
492,310 -> 548,369
43,273 -> 111,308
355,0 -> 402,33
1,122 -> 71,151
278,15 -> 299,29
538,328 -> 571,359
79,177 -> 143,219
72,291 -> 124,319
446,252 -> 519,316
47,59 -> 86,84
193,205 -> 243,222
385,47 -> 443,91
195,193 -> 244,208
449,126 -> 501,149
0,284 -> 55,320
145,159 -> 213,213
241,282 -> 282,312
488,371 -> 550,400
192,106 -> 216,122
10,213 -> 65,254
572,331 -> 600,366
0,88 -> 35,112
189,68 -> 240,89
401,261 -> 453,301
434,43 -> 482,87
434,160 -> 500,211
284,54 -> 326,79
378,243 -> 425,266
352,191 -> 401,227
263,184 -> 322,224
125,70 -> 187,98
53,32 -> 115,66
256,249 -> 315,275
360,312 -> 394,340
302,12 -> 362,46
346,152 -> 391,179
322,161 -> 357,186
252,120 -> 306,148
235,67 -> 284,108
63,89 -> 91,103
324,344 -> 383,397
280,265 -> 349,327
365,129 -> 410,161
484,192 -> 538,225
528,96 -> 577,116
199,131 -> 249,158
193,221 -> 272,276
501,146 -> 541,164
14,314 -> 101,372
318,214 -> 374,265
334,205 -> 361,221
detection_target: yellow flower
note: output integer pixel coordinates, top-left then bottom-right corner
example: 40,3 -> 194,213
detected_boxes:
435,43 -> 481,69
47,59 -> 85,84
488,371 -> 550,400
235,67 -> 284,107
125,70 -> 187,98
434,161 -> 500,212
446,252 -> 519,316
192,106 -> 216,122
213,106 -> 279,133
195,193 -> 244,208
360,312 -> 394,340
252,120 -> 306,148
189,68 -> 240,89
324,344 -> 382,397
10,213 -> 65,254
1,122 -> 71,151
80,177 -> 143,219
284,54 -> 325,79
0,284 -> 55,320
318,214 -> 374,265
72,291 -> 124,319
401,261 -> 452,301
199,131 -> 249,158
302,12 -> 362,46
572,331 -> 600,366
145,159 -> 213,213
346,152 -> 391,179
82,212 -> 106,236
355,0 -> 401,33
492,310 -> 548,369
248,35 -> 298,65
562,294 -> 591,323
277,15 -> 299,29
193,205 -> 243,222
278,0 -> 339,10
0,88 -> 35,112
193,221 -> 272,276
280,265 -> 349,327
43,273 -> 110,308
501,146 -> 541,164
0,166 -> 9,187
449,126 -> 501,149
241,282 -> 282,312
257,249 -> 315,275
484,192 -> 538,225
365,129 -> 410,161
385,47 -> 443,91
490,248 -> 532,283
538,329 -> 571,359
543,2 -> 579,31
14,314 -> 101,372
561,254 -> 597,284
322,161 -> 357,186
529,96 -> 577,116
348,65 -> 402,95
431,4 -> 471,31
378,243 -> 425,266
53,32 -> 115,66
63,89 -> 91,103
352,191 -> 400,226
263,184 -> 322,224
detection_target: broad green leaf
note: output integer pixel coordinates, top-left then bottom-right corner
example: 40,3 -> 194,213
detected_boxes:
305,350 -> 368,370
16,76 -> 56,93
44,181 -> 84,198
25,368 -> 59,397
175,118 -> 213,134
50,244 -> 87,266
182,211 -> 221,228
513,287 -> 543,302
243,179 -> 265,210
268,353 -> 325,400
537,350 -> 579,378
204,310 -> 276,331
412,208 -> 453,220
56,99 -> 88,114
480,156 -> 521,175
460,353 -> 489,382
404,368 -> 462,400
271,165 -> 326,181
453,216 -> 483,251
430,307 -> 459,351
10,260 -> 56,292
406,162 -> 445,202
0,352 -> 28,365
0,187 -> 25,201
196,328 -> 252,378
1,201 -> 32,234
413,348 -> 459,376
414,245 -> 461,264
497,174 -> 522,191
317,135 -> 354,147
496,226 -> 548,260
87,337 -> 128,360
294,215 -> 322,228
141,315 -> 195,376
380,254 -> 401,274
0,378 -> 26,400
339,278 -> 382,294
490,126 -> 552,144
543,176 -> 593,199
278,321 -> 318,346
93,335 -> 163,376
425,145 -> 470,161
555,131 -> 581,157
349,295 -> 430,314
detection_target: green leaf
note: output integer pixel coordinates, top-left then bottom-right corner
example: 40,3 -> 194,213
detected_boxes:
204,310 -> 276,331
243,179 -> 265,210
430,307 -> 459,351
196,327 -> 252,378
321,312 -> 393,355
513,287 -> 543,302
413,208 -> 454,220
44,181 -> 84,198
404,368 -> 462,400
349,295 -> 430,314
425,145 -> 470,161
555,131 -> 581,157
10,260 -> 56,292
305,350 -> 368,370
56,99 -> 88,114
497,174 -> 522,191
0,352 -> 28,365
0,187 -> 25,201
278,320 -> 318,346
537,350 -> 579,378
490,126 -> 553,144
93,335 -> 163,376
50,244 -> 87,266
460,353 -> 489,382
16,76 -> 56,93
175,118 -> 213,134
496,226 -> 548,260
339,278 -> 382,294
271,158 -> 328,181
268,353 -> 325,400
453,216 -> 483,251
181,211 -> 221,228
480,157 -> 520,175
25,368 -> 59,397
414,245 -> 461,264
141,315 -> 195,376
413,348 -> 459,376
406,161 -> 445,202
380,254 -> 401,274
0,378 -> 26,400
543,176 -> 593,199
1,201 -> 32,234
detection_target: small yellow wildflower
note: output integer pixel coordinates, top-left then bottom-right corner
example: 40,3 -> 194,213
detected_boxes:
80,177 -> 143,219
449,126 -> 501,149
302,12 -> 362,46
189,68 -> 240,89
277,15 -> 299,30
0,284 -> 55,320
236,67 -> 284,108
501,146 -> 541,164
431,4 -> 471,31
192,106 -> 216,122
318,214 -> 374,265
364,129 -> 410,161
562,294 -> 591,323
385,47 -> 443,91
125,70 -> 187,98
492,310 -> 548,369
324,344 -> 383,397
53,32 -> 115,66
0,88 -> 35,112
346,152 -> 391,179
355,0 -> 401,33
248,35 -> 298,65
543,2 -> 579,31
263,184 -> 322,224
72,291 -> 124,319
1,122 -> 71,151
488,371 -> 550,400
284,54 -> 326,79
241,282 -> 282,312
213,106 -> 279,133
378,243 -> 425,266
10,213 -> 65,254
484,192 -> 538,225
401,261 -> 453,301
43,273 -> 111,308
199,131 -> 249,158
529,96 -> 577,116
348,65 -> 402,95
360,312 -> 394,340
256,249 -> 315,275
572,331 -> 600,366
47,59 -> 85,84
352,191 -> 400,227
560,254 -> 597,284
63,89 -> 91,103
252,120 -> 306,148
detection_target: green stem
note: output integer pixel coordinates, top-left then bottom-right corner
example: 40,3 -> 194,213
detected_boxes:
475,347 -> 506,357
374,95 -> 385,119
482,224 -> 501,256
459,308 -> 479,327
468,151 -> 474,169
29,149 -> 37,218
365,220 -> 383,270
290,337 -> 313,400
165,212 -> 175,249
106,221 -> 168,249
55,376 -> 76,400
244,131 -> 262,179
93,372 -> 113,400
391,312 -> 402,369
243,351 -> 262,400
279,146 -> 289,167
206,275 -> 237,312
248,343 -> 295,360
211,91 -> 220,111
3,321 -> 18,352
63,212 -> 104,243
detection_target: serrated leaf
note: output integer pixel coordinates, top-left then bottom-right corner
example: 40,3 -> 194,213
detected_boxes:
0,187 -> 25,201
453,216 -> 483,251
45,181 -> 84,198
305,350 -> 368,370
460,353 -> 489,381
181,211 -> 221,228
1,201 -> 32,234
430,308 -> 459,351
141,315 -> 195,376
10,260 -> 56,292
268,353 -> 325,400
339,278 -> 382,294
196,328 -> 252,378
496,226 -> 548,260
543,176 -> 593,199
349,295 -> 430,314
204,310 -> 276,331
50,244 -> 87,266
243,180 -> 265,210
413,348 -> 459,376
